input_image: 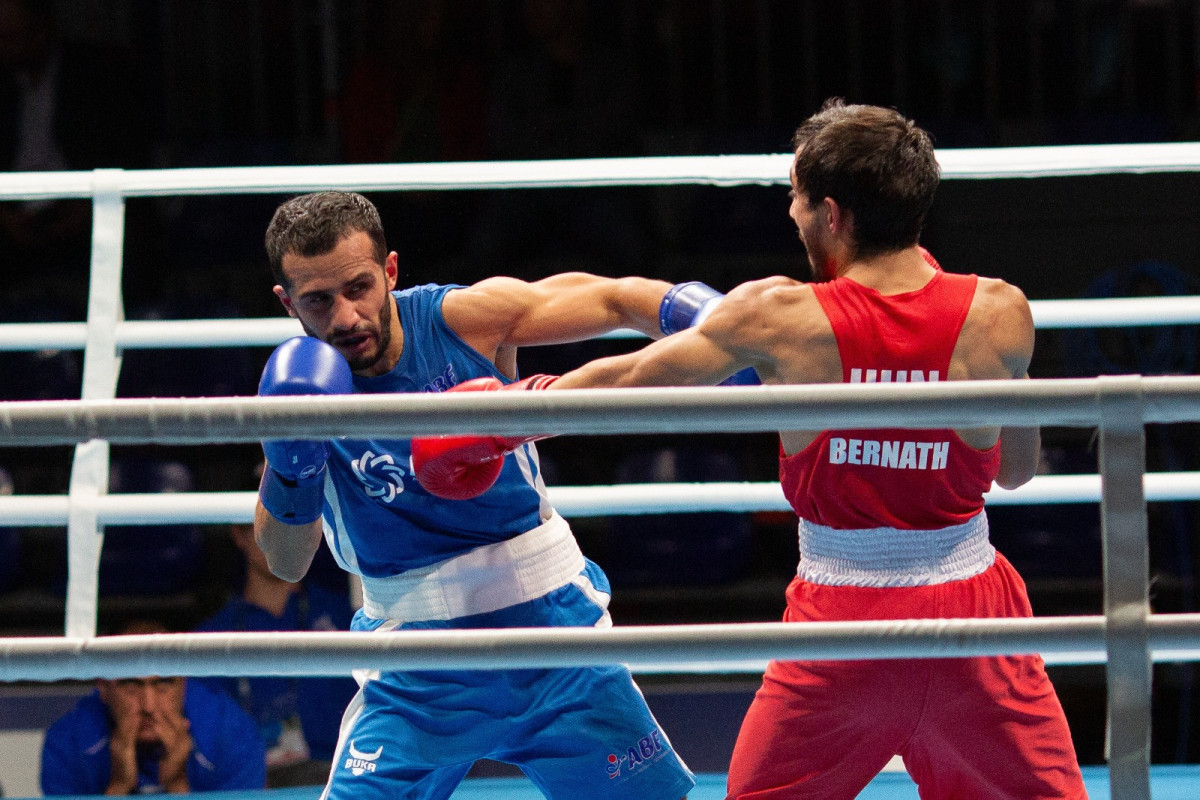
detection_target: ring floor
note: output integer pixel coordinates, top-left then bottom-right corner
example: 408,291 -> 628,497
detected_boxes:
9,682 -> 1200,798
24,768 -> 1198,799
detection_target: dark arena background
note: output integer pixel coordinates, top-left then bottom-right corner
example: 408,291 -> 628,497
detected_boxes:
3,1 -> 1200,797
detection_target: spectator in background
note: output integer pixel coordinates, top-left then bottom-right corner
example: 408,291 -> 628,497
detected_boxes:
40,620 -> 265,796
194,521 -> 357,788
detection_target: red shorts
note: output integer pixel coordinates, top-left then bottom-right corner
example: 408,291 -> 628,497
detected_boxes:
726,553 -> 1087,800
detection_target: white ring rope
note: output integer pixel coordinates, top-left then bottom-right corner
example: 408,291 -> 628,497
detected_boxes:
0,614 -> 1198,682
0,376 -> 1195,445
3,142 -> 1200,201
1,472 -> 1199,527
2,294 -> 1199,353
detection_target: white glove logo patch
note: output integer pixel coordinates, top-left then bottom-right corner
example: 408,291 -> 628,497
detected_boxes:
351,450 -> 406,503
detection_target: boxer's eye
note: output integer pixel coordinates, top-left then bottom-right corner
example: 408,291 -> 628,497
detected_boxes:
301,294 -> 331,310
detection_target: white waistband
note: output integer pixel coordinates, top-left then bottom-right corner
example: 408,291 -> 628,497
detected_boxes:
360,514 -> 584,622
797,512 -> 994,587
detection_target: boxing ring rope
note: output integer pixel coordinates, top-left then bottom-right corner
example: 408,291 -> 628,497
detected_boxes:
0,613 -> 1194,681
4,294 -> 1200,354
0,376 -> 1189,799
5,141 -> 1200,202
3,143 -> 1200,798
1,471 -> 1200,527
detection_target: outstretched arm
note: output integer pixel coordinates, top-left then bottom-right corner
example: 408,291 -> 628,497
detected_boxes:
442,273 -> 671,366
411,332 -> 745,501
554,280 -> 771,389
412,278 -> 792,500
553,324 -> 748,389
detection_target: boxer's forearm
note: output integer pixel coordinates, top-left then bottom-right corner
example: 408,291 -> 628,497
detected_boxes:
554,353 -> 645,390
607,276 -> 674,338
254,502 -> 322,582
558,324 -> 745,390
996,425 -> 1040,490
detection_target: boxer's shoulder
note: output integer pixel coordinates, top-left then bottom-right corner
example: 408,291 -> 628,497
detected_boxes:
967,277 -> 1032,330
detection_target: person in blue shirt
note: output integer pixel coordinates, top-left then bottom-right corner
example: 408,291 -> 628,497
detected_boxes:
253,190 -> 694,800
195,521 -> 357,787
40,621 -> 266,796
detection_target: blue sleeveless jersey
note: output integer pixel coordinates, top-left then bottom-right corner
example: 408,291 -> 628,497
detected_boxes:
322,284 -> 553,578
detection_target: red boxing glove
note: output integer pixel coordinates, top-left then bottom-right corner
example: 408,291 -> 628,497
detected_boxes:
412,374 -> 559,500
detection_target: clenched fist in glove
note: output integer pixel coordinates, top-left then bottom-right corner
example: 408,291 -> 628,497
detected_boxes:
659,281 -> 760,386
412,374 -> 558,500
257,336 -> 353,524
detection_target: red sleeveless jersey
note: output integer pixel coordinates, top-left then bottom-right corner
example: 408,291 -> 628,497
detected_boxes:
779,270 -> 1001,530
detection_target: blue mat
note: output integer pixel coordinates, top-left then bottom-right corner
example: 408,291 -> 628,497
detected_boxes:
98,765 -> 1192,800
450,767 -> 1200,798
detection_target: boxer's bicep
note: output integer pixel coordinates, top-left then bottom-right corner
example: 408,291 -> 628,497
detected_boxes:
447,275 -> 669,352
509,275 -> 671,343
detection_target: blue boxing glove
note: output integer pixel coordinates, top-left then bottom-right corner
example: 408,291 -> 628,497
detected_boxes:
659,281 -> 724,336
257,336 -> 353,524
659,281 -> 761,385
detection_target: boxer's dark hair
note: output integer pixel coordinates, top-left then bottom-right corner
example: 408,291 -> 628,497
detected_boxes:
792,98 -> 939,259
265,191 -> 387,287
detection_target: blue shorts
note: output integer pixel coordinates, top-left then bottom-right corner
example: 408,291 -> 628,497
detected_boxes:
321,561 -> 695,800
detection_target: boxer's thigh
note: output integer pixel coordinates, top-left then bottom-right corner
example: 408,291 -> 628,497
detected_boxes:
727,657 -> 917,800
499,664 -> 695,800
901,562 -> 1085,799
902,654 -> 1086,800
321,671 -> 497,800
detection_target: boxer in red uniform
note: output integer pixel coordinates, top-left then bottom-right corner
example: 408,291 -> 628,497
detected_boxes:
414,99 -> 1087,799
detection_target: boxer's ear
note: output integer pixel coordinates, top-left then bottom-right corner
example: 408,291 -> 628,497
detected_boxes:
274,285 -> 297,318
384,252 -> 399,290
823,196 -> 852,237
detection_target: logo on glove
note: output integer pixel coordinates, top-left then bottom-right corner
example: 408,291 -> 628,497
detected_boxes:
350,450 -> 407,503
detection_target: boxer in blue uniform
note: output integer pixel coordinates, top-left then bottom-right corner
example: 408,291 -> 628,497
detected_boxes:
255,191 -> 694,800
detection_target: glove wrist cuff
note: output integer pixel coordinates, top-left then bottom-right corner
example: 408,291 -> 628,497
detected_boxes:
510,374 -> 559,391
259,467 -> 324,525
659,281 -> 723,335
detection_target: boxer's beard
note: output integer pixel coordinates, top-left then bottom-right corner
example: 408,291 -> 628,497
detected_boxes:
364,295 -> 394,371
301,295 -> 395,373
342,294 -> 394,373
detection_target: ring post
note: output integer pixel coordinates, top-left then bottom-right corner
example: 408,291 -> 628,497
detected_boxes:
65,169 -> 126,639
1097,375 -> 1152,800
